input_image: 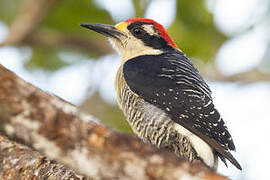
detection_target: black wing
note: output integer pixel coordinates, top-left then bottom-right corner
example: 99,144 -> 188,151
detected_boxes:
123,50 -> 241,169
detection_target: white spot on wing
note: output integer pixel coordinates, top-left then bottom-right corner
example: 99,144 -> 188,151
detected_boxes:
213,123 -> 218,127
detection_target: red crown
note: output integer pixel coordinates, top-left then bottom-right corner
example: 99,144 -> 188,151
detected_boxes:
125,18 -> 178,49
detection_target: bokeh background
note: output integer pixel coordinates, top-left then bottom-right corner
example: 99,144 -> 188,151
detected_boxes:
0,0 -> 269,179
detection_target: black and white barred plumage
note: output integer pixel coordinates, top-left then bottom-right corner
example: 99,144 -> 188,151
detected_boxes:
80,18 -> 241,170
123,49 -> 241,169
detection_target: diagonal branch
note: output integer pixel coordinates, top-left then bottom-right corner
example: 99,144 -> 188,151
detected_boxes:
0,64 -> 227,180
199,64 -> 270,83
0,0 -> 60,46
0,135 -> 87,180
23,29 -> 114,56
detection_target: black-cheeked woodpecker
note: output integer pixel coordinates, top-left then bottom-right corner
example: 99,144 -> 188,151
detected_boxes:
80,18 -> 242,170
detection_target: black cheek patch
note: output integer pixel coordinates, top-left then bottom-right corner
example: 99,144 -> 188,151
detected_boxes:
127,22 -> 172,50
143,35 -> 170,50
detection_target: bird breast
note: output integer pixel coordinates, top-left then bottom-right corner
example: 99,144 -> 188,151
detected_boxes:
115,66 -> 200,163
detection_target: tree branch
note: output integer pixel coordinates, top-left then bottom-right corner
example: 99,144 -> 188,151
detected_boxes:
0,0 -> 60,45
200,64 -> 270,83
0,135 -> 87,179
0,64 -> 227,180
23,29 -> 114,56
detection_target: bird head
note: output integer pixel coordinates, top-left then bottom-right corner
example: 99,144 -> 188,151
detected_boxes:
81,18 -> 178,61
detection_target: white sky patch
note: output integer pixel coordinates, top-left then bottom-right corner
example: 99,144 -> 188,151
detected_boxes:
47,60 -> 95,105
0,22 -> 8,43
210,82 -> 270,180
0,46 -> 95,105
94,0 -> 135,22
0,47 -> 23,70
92,54 -> 120,105
205,0 -> 216,13
213,0 -> 269,35
215,26 -> 268,75
145,0 -> 176,28
0,46 -> 33,80
0,47 -> 52,100
58,51 -> 89,64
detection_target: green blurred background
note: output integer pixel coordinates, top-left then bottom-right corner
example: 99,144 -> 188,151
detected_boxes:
0,0 -> 270,179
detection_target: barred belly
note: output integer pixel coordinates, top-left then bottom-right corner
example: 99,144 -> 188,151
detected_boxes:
118,84 -> 198,162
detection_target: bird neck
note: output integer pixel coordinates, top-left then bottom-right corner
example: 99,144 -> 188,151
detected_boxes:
119,47 -> 163,65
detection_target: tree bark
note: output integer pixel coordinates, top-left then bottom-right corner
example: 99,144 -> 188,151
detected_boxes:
0,135 -> 87,180
0,64 -> 227,180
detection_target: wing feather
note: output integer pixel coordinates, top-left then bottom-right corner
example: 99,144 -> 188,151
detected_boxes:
123,50 -> 241,169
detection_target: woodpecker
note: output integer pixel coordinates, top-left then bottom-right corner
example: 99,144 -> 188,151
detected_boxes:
80,18 -> 242,170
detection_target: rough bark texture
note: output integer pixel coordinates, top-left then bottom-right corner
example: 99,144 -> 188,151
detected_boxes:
0,64 -> 228,180
0,135 -> 87,180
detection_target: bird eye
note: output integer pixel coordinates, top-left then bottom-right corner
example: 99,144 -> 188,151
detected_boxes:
132,28 -> 142,35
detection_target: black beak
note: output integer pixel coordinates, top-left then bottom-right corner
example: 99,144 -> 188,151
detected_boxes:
80,23 -> 124,41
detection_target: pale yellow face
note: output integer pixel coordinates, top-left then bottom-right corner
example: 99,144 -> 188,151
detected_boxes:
115,22 -> 129,32
110,22 -> 162,63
